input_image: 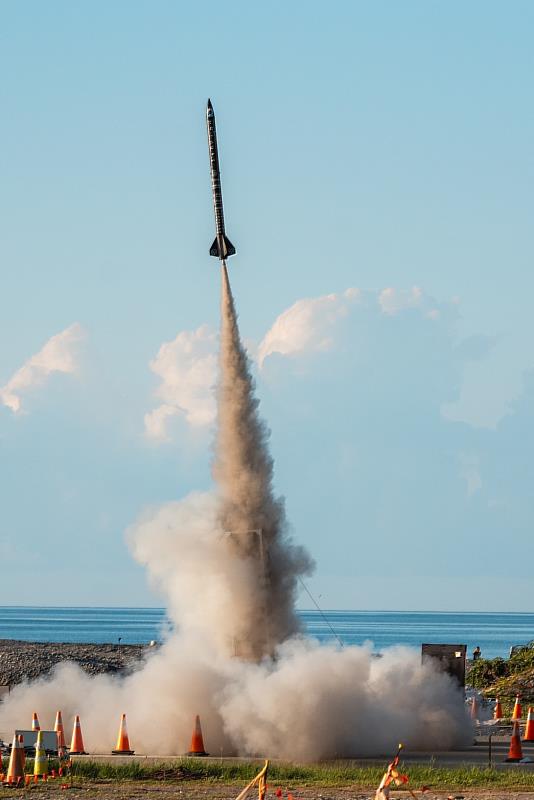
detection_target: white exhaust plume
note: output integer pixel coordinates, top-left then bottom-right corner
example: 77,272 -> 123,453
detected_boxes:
0,268 -> 471,758
214,265 -> 314,659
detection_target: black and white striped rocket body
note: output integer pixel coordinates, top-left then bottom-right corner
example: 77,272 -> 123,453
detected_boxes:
206,99 -> 236,262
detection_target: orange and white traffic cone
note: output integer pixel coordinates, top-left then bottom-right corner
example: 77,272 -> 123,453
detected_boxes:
18,735 -> 25,769
187,715 -> 208,756
112,714 -> 134,755
512,696 -> 522,720
524,707 -> 534,742
470,696 -> 479,721
505,720 -> 523,762
31,712 -> 40,731
6,734 -> 25,784
69,715 -> 87,755
494,698 -> 503,720
55,710 -> 66,750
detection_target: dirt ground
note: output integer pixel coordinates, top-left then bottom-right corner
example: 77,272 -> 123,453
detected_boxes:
3,784 -> 534,800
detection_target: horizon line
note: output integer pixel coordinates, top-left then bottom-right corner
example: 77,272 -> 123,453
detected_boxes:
1,605 -> 534,615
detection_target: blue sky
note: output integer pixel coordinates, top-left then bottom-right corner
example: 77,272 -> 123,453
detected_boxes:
1,1 -> 533,610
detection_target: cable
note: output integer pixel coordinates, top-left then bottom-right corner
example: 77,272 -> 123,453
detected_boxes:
297,576 -> 344,648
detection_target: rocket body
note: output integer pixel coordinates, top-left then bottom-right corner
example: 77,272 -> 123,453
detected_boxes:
206,99 -> 236,261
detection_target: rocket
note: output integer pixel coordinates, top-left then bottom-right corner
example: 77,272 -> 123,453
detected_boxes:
206,99 -> 236,262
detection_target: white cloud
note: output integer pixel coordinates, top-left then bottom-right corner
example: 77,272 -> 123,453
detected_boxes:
378,286 -> 423,315
0,323 -> 85,413
147,286 -> 451,439
257,288 -> 360,367
145,325 -> 217,440
257,286 -> 450,368
144,404 -> 181,441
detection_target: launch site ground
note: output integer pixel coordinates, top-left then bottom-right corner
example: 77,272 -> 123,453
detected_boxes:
4,755 -> 534,799
5,780 -> 534,800
6,789 -> 534,800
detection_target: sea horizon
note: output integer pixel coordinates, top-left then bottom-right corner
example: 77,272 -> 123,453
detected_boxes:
3,605 -> 534,613
0,607 -> 532,659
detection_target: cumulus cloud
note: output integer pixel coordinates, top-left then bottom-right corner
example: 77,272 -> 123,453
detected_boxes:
257,285 -> 446,368
146,286 -> 454,439
378,285 -> 423,315
0,323 -> 85,413
144,404 -> 181,441
257,288 -> 360,366
145,325 -> 217,440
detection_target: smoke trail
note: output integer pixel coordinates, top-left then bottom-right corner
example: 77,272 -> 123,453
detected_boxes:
0,267 -> 472,759
214,265 -> 313,659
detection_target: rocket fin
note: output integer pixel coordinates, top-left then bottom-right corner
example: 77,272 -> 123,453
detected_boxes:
210,235 -> 236,259
224,236 -> 236,257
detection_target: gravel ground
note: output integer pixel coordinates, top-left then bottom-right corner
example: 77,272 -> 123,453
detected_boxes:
0,641 -> 148,686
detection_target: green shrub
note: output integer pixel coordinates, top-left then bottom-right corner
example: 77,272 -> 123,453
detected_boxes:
468,657 -> 509,689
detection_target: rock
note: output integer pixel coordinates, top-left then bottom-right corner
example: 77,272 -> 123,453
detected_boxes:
0,640 -> 147,687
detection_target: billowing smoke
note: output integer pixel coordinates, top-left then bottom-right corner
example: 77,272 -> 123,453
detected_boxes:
0,268 -> 471,759
214,265 -> 314,659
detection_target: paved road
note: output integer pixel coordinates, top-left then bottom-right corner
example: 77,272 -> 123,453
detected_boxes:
70,741 -> 534,770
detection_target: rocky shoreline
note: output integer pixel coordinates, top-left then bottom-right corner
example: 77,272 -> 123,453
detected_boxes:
0,640 -> 149,687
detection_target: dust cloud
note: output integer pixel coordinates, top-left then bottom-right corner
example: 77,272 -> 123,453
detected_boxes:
0,267 -> 470,759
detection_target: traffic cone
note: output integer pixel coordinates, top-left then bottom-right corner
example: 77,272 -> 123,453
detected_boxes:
34,731 -> 48,778
6,734 -> 25,784
524,707 -> 534,742
505,720 -> 523,762
69,715 -> 87,755
18,735 -> 25,768
494,698 -> 503,720
111,713 -> 134,755
31,712 -> 41,731
512,695 -> 522,720
55,710 -> 66,750
470,695 -> 479,720
187,715 -> 208,756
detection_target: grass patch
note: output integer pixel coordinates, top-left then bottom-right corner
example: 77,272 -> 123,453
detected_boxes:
63,759 -> 534,789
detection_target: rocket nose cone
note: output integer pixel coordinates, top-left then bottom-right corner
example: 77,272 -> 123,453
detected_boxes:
207,99 -> 213,113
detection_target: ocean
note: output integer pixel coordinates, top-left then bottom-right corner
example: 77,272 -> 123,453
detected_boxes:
0,607 -> 532,659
